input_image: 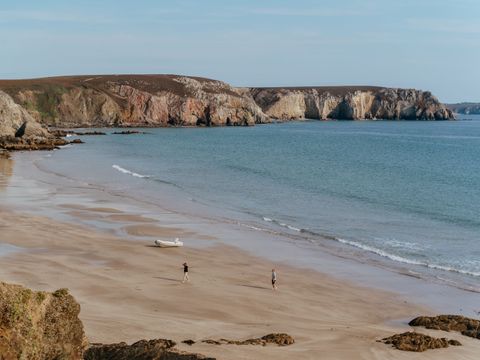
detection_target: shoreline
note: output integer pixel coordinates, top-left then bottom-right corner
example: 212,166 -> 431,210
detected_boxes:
1,152 -> 480,358
4,149 -> 480,314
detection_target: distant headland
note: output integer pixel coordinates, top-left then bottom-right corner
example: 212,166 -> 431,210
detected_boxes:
0,74 -> 453,150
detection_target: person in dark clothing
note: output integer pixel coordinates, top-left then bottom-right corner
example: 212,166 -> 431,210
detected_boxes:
182,262 -> 190,283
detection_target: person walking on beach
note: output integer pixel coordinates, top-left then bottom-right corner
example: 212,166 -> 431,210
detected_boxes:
271,268 -> 277,290
182,262 -> 190,283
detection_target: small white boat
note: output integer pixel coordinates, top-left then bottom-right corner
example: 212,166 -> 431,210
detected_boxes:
154,238 -> 183,248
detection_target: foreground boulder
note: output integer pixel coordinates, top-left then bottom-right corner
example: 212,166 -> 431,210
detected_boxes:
381,332 -> 461,352
84,339 -> 215,360
0,283 -> 88,359
409,315 -> 480,339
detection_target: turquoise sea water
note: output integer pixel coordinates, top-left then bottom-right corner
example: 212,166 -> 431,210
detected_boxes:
41,116 -> 480,288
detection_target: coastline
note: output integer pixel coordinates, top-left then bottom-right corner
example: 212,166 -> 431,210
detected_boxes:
5,144 -> 480,314
1,150 -> 480,358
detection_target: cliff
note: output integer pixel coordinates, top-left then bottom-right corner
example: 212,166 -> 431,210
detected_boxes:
249,86 -> 453,120
447,102 -> 480,115
0,75 -> 268,128
0,283 -> 87,359
0,90 -> 49,138
0,76 -> 453,134
0,90 -> 68,150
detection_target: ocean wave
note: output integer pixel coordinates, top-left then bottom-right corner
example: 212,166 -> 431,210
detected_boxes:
238,222 -> 274,233
336,238 -> 480,278
112,165 -> 149,178
261,216 -> 302,232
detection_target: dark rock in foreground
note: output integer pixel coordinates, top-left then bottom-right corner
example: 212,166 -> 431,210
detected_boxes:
200,333 -> 294,347
0,282 -> 87,359
84,339 -> 215,360
381,332 -> 461,352
409,315 -> 480,339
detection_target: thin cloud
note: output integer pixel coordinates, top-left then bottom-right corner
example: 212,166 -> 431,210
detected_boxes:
250,7 -> 370,17
407,18 -> 480,34
0,10 -> 113,24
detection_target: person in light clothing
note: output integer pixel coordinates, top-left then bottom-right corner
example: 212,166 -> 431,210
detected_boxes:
182,262 -> 190,283
271,268 -> 277,290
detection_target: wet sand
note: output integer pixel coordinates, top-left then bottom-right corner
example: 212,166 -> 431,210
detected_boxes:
0,206 -> 479,359
1,154 -> 480,359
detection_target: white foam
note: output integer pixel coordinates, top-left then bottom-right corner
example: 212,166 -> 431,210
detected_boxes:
337,238 -> 424,266
238,222 -> 269,232
112,165 -> 149,178
263,216 -> 302,232
287,225 -> 301,232
336,238 -> 480,277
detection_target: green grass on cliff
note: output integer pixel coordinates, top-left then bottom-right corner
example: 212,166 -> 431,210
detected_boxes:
33,85 -> 67,125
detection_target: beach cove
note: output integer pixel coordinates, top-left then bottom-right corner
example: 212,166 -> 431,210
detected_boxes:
1,122 -> 480,358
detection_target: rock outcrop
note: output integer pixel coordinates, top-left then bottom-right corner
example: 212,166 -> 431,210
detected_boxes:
0,283 -> 88,359
381,332 -> 461,352
0,90 -> 49,138
0,76 -> 453,131
0,90 -> 68,150
250,86 -> 454,120
199,333 -> 294,347
409,315 -> 480,339
84,339 -> 215,360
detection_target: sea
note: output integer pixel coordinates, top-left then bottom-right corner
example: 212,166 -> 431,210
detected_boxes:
30,115 -> 480,292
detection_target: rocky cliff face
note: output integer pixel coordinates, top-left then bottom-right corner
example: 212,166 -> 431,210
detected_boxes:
447,102 -> 480,115
0,90 -> 69,150
0,90 -> 49,138
0,76 -> 453,131
0,283 -> 87,359
0,75 -> 268,128
250,86 -> 454,120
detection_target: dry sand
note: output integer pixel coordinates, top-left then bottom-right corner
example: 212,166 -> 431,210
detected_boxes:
0,206 -> 479,359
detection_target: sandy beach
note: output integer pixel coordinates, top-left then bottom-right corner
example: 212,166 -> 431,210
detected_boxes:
0,194 -> 478,358
0,154 -> 479,359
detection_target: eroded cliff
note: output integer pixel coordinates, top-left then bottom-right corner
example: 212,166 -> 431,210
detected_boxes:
0,75 -> 268,128
0,90 -> 70,150
249,86 -> 453,120
0,75 -> 453,133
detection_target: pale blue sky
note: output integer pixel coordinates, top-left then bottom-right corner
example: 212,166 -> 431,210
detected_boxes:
0,0 -> 478,102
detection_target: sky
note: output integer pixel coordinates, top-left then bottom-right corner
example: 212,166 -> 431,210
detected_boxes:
0,0 -> 478,102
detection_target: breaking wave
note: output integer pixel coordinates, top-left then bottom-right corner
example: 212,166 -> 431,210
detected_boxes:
336,238 -> 480,278
112,165 -> 149,178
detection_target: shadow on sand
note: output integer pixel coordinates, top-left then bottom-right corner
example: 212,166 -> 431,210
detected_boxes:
152,276 -> 182,283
